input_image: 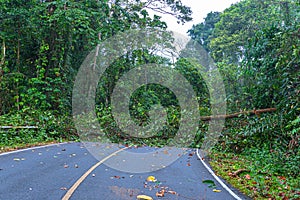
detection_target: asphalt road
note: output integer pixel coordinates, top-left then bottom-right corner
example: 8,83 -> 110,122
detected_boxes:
0,142 -> 250,200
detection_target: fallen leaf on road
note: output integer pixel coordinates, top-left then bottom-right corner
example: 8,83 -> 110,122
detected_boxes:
146,176 -> 156,182
137,194 -> 153,200
213,189 -> 221,192
202,180 -> 216,188
187,163 -> 191,166
168,190 -> 177,195
156,189 -> 165,197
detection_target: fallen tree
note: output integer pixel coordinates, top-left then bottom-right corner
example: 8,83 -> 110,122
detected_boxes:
200,108 -> 277,121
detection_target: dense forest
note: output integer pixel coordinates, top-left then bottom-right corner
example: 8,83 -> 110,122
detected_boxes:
0,0 -> 299,199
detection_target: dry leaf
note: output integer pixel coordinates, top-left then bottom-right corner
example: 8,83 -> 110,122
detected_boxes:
278,176 -> 286,180
168,190 -> 177,195
245,174 -> 251,180
156,189 -> 165,197
137,194 -> 153,200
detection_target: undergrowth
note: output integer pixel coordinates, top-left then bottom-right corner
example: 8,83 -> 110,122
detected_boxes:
209,151 -> 300,200
209,112 -> 300,199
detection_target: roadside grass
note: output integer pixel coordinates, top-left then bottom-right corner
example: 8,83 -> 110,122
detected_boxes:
0,129 -> 79,154
209,151 -> 300,200
0,140 -> 62,154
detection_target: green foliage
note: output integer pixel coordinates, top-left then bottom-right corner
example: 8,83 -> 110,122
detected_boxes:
0,110 -> 77,146
210,152 -> 300,199
175,58 -> 210,110
208,0 -> 294,63
188,12 -> 220,52
217,112 -> 299,177
0,0 -> 192,147
243,23 -> 300,110
187,0 -> 300,190
94,49 -> 180,146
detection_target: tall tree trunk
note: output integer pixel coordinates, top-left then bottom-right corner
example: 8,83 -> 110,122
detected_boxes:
0,40 -> 5,67
16,28 -> 21,111
0,40 -> 5,114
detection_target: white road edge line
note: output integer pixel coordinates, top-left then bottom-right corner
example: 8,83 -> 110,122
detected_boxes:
196,149 -> 243,200
0,142 -> 70,156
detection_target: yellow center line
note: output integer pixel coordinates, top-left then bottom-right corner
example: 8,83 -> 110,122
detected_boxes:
62,146 -> 129,200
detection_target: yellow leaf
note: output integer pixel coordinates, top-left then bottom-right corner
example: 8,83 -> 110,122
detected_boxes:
146,176 -> 156,182
213,189 -> 222,192
136,195 -> 153,200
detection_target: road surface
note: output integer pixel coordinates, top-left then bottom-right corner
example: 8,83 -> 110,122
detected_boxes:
0,142 -> 250,200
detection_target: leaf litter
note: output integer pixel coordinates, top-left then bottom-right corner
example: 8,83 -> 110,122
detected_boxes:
138,175 -> 179,199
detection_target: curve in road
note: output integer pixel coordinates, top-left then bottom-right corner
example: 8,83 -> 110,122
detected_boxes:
0,142 -> 250,200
